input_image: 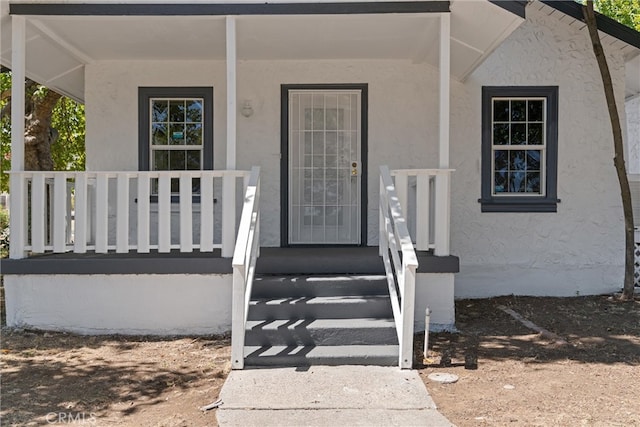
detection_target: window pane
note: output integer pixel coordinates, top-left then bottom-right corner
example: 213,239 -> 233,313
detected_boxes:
527,150 -> 541,170
152,100 -> 168,122
528,100 -> 543,121
511,124 -> 526,145
186,151 -> 201,170
154,150 -> 169,171
526,172 -> 541,193
170,100 -> 185,122
494,150 -> 508,171
528,123 -> 543,145
169,150 -> 186,170
170,123 -> 185,145
186,123 -> 202,146
186,100 -> 203,123
493,124 -> 510,145
494,171 -> 507,193
511,100 -> 526,121
326,108 -> 338,130
313,108 -> 325,130
510,150 -> 526,171
494,100 -> 509,121
152,123 -> 168,145
509,171 -> 525,192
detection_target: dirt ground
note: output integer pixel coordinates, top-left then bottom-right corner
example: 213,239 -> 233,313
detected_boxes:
417,295 -> 640,427
1,294 -> 638,426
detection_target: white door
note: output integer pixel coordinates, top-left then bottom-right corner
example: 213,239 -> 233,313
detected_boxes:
288,90 -> 362,244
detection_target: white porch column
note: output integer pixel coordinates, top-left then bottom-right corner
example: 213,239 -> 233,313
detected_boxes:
439,13 -> 450,169
226,16 -> 237,170
222,16 -> 237,257
435,13 -> 451,257
9,16 -> 26,259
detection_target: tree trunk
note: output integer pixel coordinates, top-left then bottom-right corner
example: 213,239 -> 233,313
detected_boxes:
23,81 -> 61,171
583,2 -> 636,300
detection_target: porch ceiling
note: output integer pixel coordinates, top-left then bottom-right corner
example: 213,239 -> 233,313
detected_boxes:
1,1 -> 524,102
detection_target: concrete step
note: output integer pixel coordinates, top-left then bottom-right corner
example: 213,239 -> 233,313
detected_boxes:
245,318 -> 398,347
244,345 -> 399,367
247,295 -> 393,321
251,275 -> 389,298
255,247 -> 385,275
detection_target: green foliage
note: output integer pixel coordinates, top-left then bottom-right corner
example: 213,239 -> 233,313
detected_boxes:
594,0 -> 640,31
0,206 -> 8,258
0,72 -> 85,193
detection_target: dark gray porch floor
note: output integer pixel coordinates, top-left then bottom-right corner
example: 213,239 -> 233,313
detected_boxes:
1,247 -> 458,275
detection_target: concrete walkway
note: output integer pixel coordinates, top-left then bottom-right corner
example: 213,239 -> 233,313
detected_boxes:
216,365 -> 454,426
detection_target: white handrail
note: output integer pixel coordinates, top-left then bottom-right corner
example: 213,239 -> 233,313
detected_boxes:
230,166 -> 261,370
7,170 -> 248,258
379,165 -> 418,369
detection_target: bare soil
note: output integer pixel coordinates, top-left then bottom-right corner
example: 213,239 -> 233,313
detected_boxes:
1,294 -> 638,426
417,295 -> 640,426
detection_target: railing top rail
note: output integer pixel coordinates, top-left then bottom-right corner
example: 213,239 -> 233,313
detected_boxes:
390,168 -> 455,176
380,166 -> 418,267
232,166 -> 261,268
7,170 -> 250,178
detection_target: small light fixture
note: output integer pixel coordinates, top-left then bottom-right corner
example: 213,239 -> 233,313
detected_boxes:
241,100 -> 254,118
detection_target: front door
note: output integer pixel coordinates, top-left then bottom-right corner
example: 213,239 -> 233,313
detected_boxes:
282,86 -> 367,245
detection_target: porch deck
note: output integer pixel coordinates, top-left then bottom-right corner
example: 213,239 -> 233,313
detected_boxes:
1,247 -> 458,275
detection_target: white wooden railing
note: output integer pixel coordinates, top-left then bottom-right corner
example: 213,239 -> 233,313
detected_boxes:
390,168 -> 453,256
231,166 -> 261,370
9,170 -> 250,259
379,165 -> 419,369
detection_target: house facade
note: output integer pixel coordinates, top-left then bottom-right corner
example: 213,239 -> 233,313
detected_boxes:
1,0 -> 639,366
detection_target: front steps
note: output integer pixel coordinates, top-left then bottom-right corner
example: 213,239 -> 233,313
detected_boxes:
244,275 -> 399,367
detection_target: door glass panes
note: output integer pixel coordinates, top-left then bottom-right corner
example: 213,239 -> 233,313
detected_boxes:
289,90 -> 361,244
491,98 -> 545,196
150,98 -> 204,194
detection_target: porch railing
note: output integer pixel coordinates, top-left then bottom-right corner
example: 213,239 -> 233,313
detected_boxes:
231,166 -> 261,369
379,165 -> 418,369
9,170 -> 250,258
390,168 -> 453,256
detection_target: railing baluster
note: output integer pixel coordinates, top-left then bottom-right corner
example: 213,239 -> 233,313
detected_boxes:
416,173 -> 431,251
53,174 -> 67,252
74,174 -> 88,253
116,173 -> 129,253
158,174 -> 171,253
222,174 -> 236,258
179,173 -> 193,252
95,173 -> 109,253
137,173 -> 150,253
200,174 -> 214,252
30,174 -> 46,253
395,173 -> 408,219
434,172 -> 451,256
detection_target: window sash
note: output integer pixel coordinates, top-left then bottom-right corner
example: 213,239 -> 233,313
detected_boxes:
490,97 -> 547,197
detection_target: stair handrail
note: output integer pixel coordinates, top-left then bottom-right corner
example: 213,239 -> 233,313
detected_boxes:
231,166 -> 261,370
379,165 -> 418,369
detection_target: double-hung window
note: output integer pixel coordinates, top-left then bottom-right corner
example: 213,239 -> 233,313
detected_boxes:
138,87 -> 213,196
480,86 -> 559,212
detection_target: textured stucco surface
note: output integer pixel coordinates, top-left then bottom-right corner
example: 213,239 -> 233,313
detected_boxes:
626,97 -> 640,175
450,7 -> 626,297
414,273 -> 455,331
4,275 -> 232,335
82,6 -> 628,300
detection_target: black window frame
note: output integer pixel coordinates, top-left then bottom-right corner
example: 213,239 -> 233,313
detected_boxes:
138,86 -> 214,172
480,86 -> 559,213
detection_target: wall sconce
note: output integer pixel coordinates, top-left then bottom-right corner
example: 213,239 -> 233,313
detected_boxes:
241,100 -> 254,118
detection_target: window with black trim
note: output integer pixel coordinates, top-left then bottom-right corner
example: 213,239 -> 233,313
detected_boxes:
138,87 -> 213,195
480,86 -> 559,212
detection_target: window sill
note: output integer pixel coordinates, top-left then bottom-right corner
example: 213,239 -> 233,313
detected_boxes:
479,197 -> 559,213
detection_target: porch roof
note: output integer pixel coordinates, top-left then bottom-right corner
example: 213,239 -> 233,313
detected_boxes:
1,0 -> 524,102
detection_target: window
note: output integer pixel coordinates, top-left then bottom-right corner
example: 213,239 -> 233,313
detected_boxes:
138,87 -> 213,194
480,86 -> 559,212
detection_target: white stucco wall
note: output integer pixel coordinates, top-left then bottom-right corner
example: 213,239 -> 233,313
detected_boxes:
83,6 -> 628,299
626,97 -> 640,175
414,273 -> 455,332
450,6 -> 627,298
4,275 -> 232,335
85,59 -> 440,247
